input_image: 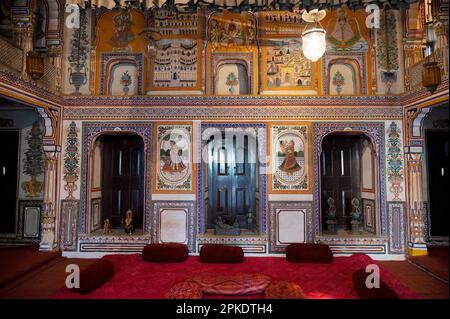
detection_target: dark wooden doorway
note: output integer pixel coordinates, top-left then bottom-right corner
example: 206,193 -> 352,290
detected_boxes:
0,130 -> 19,234
207,132 -> 256,230
321,134 -> 364,231
100,134 -> 144,229
426,129 -> 449,237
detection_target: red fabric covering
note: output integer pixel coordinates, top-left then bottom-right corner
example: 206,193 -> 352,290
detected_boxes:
53,254 -> 418,299
142,243 -> 189,263
0,247 -> 61,288
71,258 -> 115,295
165,281 -> 203,299
352,269 -> 399,299
188,274 -> 271,295
265,281 -> 305,299
200,244 -> 244,264
286,243 -> 333,263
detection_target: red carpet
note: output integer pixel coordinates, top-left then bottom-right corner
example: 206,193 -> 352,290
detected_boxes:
53,254 -> 418,299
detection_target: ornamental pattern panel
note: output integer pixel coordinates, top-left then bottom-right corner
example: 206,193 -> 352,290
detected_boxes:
152,201 -> 196,252
268,201 -> 313,253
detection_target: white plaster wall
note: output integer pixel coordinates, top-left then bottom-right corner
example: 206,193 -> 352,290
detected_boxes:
160,208 -> 188,244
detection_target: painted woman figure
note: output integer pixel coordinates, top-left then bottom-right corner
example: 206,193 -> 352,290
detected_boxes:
278,140 -> 301,175
166,140 -> 186,172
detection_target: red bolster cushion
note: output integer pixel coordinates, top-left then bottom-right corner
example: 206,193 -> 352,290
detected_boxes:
189,274 -> 271,295
142,243 -> 189,263
352,269 -> 399,299
199,244 -> 244,264
265,281 -> 305,299
71,258 -> 115,295
286,243 -> 333,263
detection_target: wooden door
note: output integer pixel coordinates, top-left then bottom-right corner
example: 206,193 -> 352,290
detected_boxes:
0,130 -> 19,234
101,134 -> 144,229
207,132 -> 256,229
426,129 -> 449,237
321,135 -> 361,230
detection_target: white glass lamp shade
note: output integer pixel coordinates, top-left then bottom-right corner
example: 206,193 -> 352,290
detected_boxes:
302,28 -> 326,62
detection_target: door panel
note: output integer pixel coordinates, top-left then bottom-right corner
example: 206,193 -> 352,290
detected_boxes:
101,135 -> 144,229
0,130 -> 19,234
321,135 -> 361,231
207,132 -> 256,230
427,129 -> 449,237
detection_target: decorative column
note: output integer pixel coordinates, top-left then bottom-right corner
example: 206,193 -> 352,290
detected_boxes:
47,45 -> 63,93
13,21 -> 34,80
404,149 -> 428,256
40,145 -> 61,250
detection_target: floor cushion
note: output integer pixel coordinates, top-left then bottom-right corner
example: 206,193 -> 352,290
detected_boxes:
165,281 -> 203,299
352,269 -> 399,299
71,258 -> 115,295
189,274 -> 272,295
142,243 -> 189,263
265,281 -> 305,299
286,243 -> 333,263
199,244 -> 244,264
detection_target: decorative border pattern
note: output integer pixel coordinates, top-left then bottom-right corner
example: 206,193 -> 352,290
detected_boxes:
152,201 -> 196,252
197,123 -> 267,242
60,200 -> 79,251
268,201 -> 313,253
362,198 -> 376,234
312,122 -> 387,240
387,201 -> 406,254
79,122 -> 152,237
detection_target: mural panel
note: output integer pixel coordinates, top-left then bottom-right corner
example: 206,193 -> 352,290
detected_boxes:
270,124 -> 309,192
155,124 -> 192,191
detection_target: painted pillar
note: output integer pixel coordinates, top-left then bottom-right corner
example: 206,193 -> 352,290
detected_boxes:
405,149 -> 428,256
40,145 -> 61,250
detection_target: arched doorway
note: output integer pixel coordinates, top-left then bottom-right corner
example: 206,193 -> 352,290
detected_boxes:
88,133 -> 145,234
320,133 -> 378,236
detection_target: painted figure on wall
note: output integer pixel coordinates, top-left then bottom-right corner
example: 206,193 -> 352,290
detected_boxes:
110,9 -> 134,51
220,19 -> 244,47
327,7 -> 363,48
157,126 -> 192,190
272,125 -> 308,191
278,140 -> 302,175
162,140 -> 186,173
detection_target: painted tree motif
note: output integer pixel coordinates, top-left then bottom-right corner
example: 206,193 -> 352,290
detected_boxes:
226,72 -> 239,94
63,121 -> 80,199
22,121 -> 44,198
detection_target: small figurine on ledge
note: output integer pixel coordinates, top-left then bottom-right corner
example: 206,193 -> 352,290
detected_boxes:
124,209 -> 134,235
350,197 -> 362,234
103,218 -> 110,234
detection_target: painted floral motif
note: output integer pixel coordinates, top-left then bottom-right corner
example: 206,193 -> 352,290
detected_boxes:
63,121 -> 80,200
157,125 -> 192,190
332,71 -> 345,94
120,70 -> 132,95
68,9 -> 89,94
226,72 -> 239,94
376,10 -> 399,71
272,125 -> 308,191
386,122 -> 403,201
